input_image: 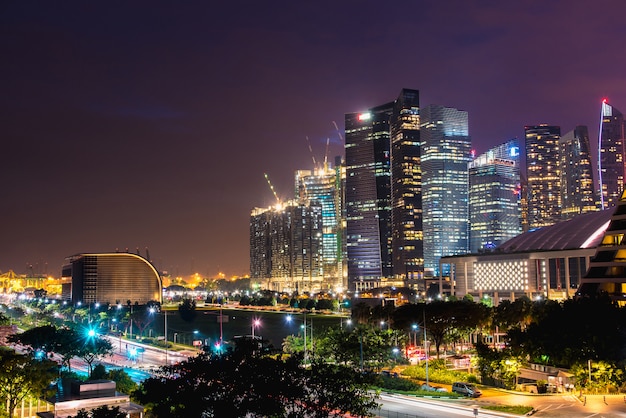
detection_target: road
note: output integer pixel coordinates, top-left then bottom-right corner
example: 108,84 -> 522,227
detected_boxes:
377,390 -> 626,418
376,394 -> 511,417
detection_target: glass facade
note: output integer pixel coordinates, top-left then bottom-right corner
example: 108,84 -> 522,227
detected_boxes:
599,101 -> 625,209
63,253 -> 162,305
559,125 -> 597,219
345,103 -> 393,290
295,165 -> 342,290
525,125 -> 561,229
469,140 -> 521,253
250,202 -> 323,293
420,105 -> 472,277
390,89 -> 424,284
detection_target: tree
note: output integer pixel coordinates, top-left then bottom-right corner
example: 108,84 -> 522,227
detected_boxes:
107,368 -> 137,395
71,405 -> 127,418
77,336 -> 113,375
0,348 -> 58,417
178,298 -> 197,322
133,351 -> 379,417
129,308 -> 155,337
88,365 -> 137,395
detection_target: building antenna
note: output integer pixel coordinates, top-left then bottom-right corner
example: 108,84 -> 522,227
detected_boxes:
264,173 -> 281,205
598,98 -> 607,210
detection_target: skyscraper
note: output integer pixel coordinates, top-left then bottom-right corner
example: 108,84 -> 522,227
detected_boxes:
525,125 -> 561,229
295,163 -> 343,291
559,125 -> 597,219
345,103 -> 393,291
250,201 -> 323,293
420,105 -> 472,277
390,89 -> 423,284
598,100 -> 626,209
468,140 -> 522,253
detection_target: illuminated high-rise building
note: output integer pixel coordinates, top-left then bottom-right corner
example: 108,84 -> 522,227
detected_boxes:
559,126 -> 597,219
598,100 -> 626,209
525,124 -> 561,229
469,140 -> 521,253
295,162 -> 343,291
250,201 -> 323,293
420,105 -> 472,277
390,89 -> 423,285
345,102 -> 394,291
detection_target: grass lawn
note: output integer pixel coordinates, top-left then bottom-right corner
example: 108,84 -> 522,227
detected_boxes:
482,405 -> 534,415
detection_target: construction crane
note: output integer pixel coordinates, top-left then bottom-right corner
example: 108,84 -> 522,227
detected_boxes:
264,173 -> 281,206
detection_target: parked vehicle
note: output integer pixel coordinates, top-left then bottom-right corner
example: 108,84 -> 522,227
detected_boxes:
451,382 -> 481,397
421,383 -> 448,392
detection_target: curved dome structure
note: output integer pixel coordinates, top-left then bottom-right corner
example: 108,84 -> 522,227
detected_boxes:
497,209 -> 613,253
62,253 -> 162,305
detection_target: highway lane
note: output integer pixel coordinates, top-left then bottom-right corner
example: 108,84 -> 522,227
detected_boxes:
376,394 -> 508,418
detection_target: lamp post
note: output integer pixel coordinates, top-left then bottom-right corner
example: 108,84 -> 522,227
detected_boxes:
164,308 -> 168,365
286,314 -> 310,364
411,324 -> 418,347
252,319 -> 261,339
424,309 -> 429,387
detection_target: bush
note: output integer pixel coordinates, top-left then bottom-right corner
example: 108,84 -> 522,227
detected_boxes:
374,375 -> 420,391
401,364 -> 478,385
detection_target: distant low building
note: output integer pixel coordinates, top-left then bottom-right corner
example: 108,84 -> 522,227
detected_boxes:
440,208 -> 613,303
37,379 -> 144,418
62,253 -> 162,306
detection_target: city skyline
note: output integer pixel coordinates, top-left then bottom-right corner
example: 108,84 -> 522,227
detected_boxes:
2,1 -> 626,277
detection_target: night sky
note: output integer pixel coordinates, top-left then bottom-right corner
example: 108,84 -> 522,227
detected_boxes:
2,1 -> 625,278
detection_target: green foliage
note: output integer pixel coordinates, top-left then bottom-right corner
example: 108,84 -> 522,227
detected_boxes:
474,342 -> 523,389
106,369 -> 137,395
482,405 -> 534,415
373,375 -> 420,391
401,363 -> 478,385
177,298 -> 197,322
506,297 -> 626,368
71,405 -> 127,418
89,364 -> 107,380
0,348 -> 58,417
314,325 -> 400,369
133,351 -> 379,417
87,365 -> 137,395
0,311 -> 9,326
392,301 -> 490,357
8,324 -> 104,372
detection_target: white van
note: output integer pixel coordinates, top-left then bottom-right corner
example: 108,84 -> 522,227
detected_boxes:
452,382 -> 482,397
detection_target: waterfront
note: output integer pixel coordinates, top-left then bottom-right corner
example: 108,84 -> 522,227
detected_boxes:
150,306 -> 347,349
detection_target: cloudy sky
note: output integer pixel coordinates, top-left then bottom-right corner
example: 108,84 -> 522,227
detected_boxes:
2,1 -> 625,277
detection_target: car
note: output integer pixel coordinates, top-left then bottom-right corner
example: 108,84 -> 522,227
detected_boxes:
381,370 -> 399,378
420,383 -> 448,392
452,382 -> 482,397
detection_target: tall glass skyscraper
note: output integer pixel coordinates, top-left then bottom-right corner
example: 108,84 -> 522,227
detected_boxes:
598,100 -> 625,209
559,125 -> 597,219
525,125 -> 561,229
390,89 -> 423,284
420,105 -> 472,277
345,103 -> 394,291
295,164 -> 343,291
468,140 -> 521,253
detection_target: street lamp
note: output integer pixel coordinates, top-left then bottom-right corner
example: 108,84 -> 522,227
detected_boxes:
286,314 -> 310,363
252,319 -> 261,339
341,317 -> 352,329
411,324 -> 418,346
